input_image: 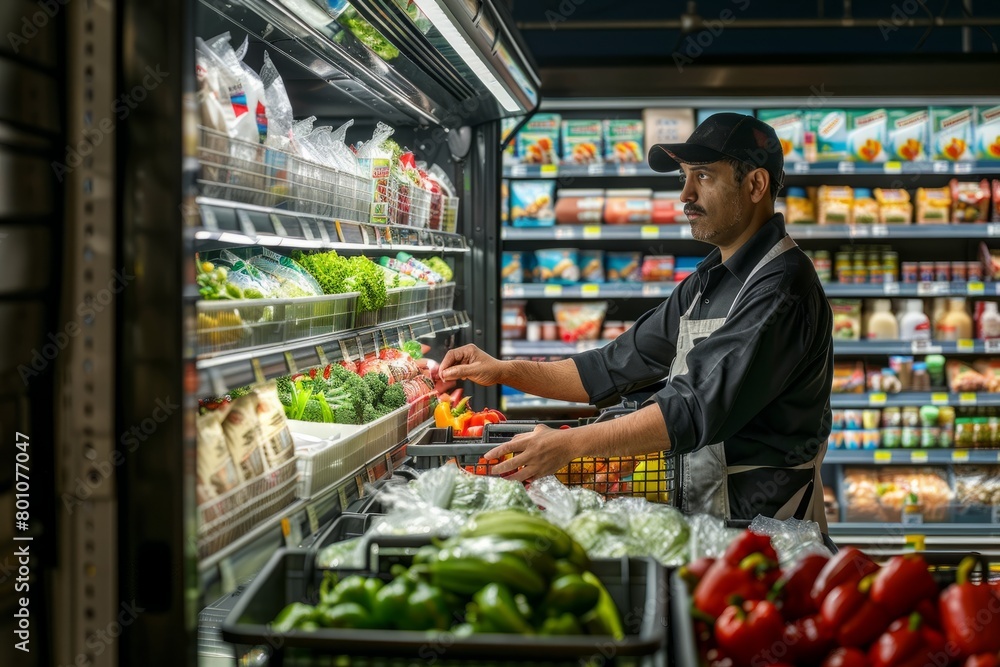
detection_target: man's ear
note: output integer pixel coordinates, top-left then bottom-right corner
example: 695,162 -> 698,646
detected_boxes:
748,169 -> 769,204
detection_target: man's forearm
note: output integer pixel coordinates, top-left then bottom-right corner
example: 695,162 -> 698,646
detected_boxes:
575,404 -> 671,458
500,359 -> 591,404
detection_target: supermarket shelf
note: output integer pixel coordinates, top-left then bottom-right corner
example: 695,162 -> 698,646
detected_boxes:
501,339 -> 1000,358
193,197 -> 469,254
830,523 -> 1000,540
502,282 -> 1000,300
502,282 -> 676,299
824,449 -> 1000,465
831,392 -> 1000,408
502,223 -> 1000,242
196,310 -> 470,397
503,161 -> 1000,179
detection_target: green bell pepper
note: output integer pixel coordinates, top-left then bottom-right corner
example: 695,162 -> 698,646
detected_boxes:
271,602 -> 318,633
579,572 -> 624,640
372,575 -> 414,628
317,602 -> 372,629
540,612 -> 583,636
542,574 -> 601,618
397,581 -> 452,631
471,583 -> 534,634
323,575 -> 383,611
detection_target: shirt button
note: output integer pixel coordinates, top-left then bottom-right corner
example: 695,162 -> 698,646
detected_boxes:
703,298 -> 710,304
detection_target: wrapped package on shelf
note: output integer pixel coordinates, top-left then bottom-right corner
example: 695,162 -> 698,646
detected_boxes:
842,466 -> 952,523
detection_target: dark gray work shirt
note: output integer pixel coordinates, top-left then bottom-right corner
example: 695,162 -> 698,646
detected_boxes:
572,214 -> 834,519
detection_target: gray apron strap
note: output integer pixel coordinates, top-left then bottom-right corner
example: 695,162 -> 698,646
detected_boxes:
725,235 -> 798,320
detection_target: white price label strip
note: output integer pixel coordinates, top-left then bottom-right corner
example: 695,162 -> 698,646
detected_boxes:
986,340 -> 1000,353
794,162 -> 810,173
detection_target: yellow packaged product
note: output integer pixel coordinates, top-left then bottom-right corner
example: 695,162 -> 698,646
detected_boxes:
852,188 -> 879,224
915,187 -> 952,224
873,188 -> 913,224
817,185 -> 854,224
785,187 -> 815,224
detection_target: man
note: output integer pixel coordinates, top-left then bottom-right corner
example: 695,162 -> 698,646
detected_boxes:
440,113 -> 833,529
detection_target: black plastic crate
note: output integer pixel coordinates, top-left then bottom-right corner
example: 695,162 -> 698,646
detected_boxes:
221,545 -> 669,666
670,551 -> 992,667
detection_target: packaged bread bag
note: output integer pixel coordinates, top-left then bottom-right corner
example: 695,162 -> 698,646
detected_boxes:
197,403 -> 242,501
222,392 -> 268,481
915,187 -> 951,223
255,383 -> 295,468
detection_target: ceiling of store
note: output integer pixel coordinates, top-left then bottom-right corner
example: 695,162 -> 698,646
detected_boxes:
506,0 -> 1000,66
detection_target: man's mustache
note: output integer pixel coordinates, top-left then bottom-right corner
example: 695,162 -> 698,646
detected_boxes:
684,205 -> 706,216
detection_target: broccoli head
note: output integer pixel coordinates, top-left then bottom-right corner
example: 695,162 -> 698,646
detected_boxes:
301,399 -> 325,423
380,383 -> 406,411
364,373 -> 389,403
334,404 -> 361,425
362,405 -> 380,423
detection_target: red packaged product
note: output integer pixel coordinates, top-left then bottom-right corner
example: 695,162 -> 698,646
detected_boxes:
651,192 -> 685,224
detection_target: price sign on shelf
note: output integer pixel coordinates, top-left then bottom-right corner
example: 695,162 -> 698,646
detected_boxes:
642,284 -> 662,297
504,286 -> 525,298
957,339 -> 976,353
884,283 -> 901,296
932,161 -> 950,173
587,164 -> 604,176
540,164 -> 559,178
269,214 -> 287,237
874,450 -> 892,463
911,340 -> 942,355
201,207 -> 219,230
618,164 -> 638,176
793,162 -> 810,174
581,284 -> 600,297
871,224 -> 889,238
967,282 -> 985,295
510,165 -> 528,177
554,227 -> 575,240
869,392 -> 887,406
338,487 -> 348,512
678,225 -> 693,239
236,209 -> 256,237
582,226 -> 601,240
640,226 -> 659,239
953,162 -> 973,174
306,505 -> 320,535
988,224 -> 1000,237
986,339 -> 1000,353
850,225 -> 870,239
931,392 -> 950,405
911,451 -> 928,463
883,161 -> 902,174
953,450 -> 970,463
837,161 -> 855,174
960,393 -> 978,406
543,285 -> 563,297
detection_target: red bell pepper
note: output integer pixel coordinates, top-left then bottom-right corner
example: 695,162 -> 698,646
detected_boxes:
870,554 -> 939,621
820,574 -> 892,648
679,557 -> 716,592
468,410 -> 502,429
465,425 -> 484,438
868,613 -> 946,667
966,655 -> 1000,667
940,556 -> 1000,659
822,647 -> 870,667
783,614 -> 834,664
715,599 -> 784,667
811,546 -> 880,607
723,530 -> 779,566
694,553 -> 780,620
770,553 -> 829,620
914,598 -> 941,629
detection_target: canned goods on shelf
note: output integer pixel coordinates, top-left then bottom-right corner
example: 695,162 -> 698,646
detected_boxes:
935,262 -> 951,283
919,262 -> 935,282
902,262 -> 919,283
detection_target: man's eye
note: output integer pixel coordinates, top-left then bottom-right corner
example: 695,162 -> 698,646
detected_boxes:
698,173 -> 709,180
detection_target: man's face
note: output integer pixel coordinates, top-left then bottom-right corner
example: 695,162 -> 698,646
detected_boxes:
678,161 -> 753,245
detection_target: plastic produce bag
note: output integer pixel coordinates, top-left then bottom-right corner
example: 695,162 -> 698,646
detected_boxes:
198,34 -> 259,144
748,515 -> 831,567
329,120 -> 363,177
261,51 -> 293,149
234,36 -> 268,144
246,248 -> 324,296
606,498 -> 690,566
686,514 -> 741,561
316,536 -> 365,569
526,475 -> 580,527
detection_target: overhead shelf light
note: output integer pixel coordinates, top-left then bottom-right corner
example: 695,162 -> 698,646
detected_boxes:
411,0 -> 522,112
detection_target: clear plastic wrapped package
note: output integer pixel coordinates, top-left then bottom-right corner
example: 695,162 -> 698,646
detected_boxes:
748,515 -> 831,567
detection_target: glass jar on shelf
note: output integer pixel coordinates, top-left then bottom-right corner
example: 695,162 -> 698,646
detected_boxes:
972,417 -> 990,449
954,418 -> 974,449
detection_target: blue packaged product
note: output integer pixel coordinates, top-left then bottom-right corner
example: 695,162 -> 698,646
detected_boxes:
511,180 -> 556,227
501,252 -> 525,284
534,249 -> 580,284
578,250 -> 605,283
605,252 -> 642,283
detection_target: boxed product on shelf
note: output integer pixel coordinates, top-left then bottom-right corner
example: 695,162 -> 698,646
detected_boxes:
950,179 -> 991,222
832,360 -> 865,393
501,300 -> 527,340
509,180 -> 556,227
853,188 -> 879,224
874,188 -> 913,223
947,360 -> 989,393
602,119 -> 644,163
500,179 -> 509,223
808,109 -> 848,162
955,466 -> 1000,508
915,186 -> 952,223
831,299 -> 862,340
578,250 -> 605,283
973,359 -> 1000,392
553,301 -> 608,342
930,106 -> 976,161
554,188 -> 604,224
785,187 -> 815,223
816,185 -> 853,224
605,251 -> 642,283
642,108 -> 695,152
673,257 -> 702,282
698,108 -> 753,125
500,251 -> 526,284
887,108 -> 930,161
533,248 -> 580,284
560,119 -> 602,165
758,109 -> 806,162
515,113 -> 560,164
994,180 -> 1000,221
501,118 -> 518,165
651,191 -> 685,224
976,104 -> 1000,160
603,188 -> 652,224
842,466 -> 952,523
847,108 -> 889,163
641,256 -> 674,282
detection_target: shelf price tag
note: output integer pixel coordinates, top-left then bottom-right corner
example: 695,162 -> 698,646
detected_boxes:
554,227 -> 576,240
874,450 -> 892,463
986,339 -> 1000,353
540,164 -> 558,178
871,224 -> 889,238
993,506 -> 1000,524
306,505 -> 320,535
953,162 -> 973,174
869,392 -> 887,406
338,339 -> 352,362
960,392 -> 978,405
678,226 -> 693,239
582,226 -> 602,240
931,393 -> 950,405
510,165 -> 527,177
316,346 -> 329,366
883,161 -> 902,174
953,450 -> 970,463
794,162 -> 810,174
355,475 -> 365,496
640,226 -> 659,239
503,285 -> 525,298
250,358 -> 266,384
968,281 -> 985,295
884,283 -> 901,295
385,453 -> 394,475
988,224 -> 1000,237
911,340 -> 942,354
642,284 -> 662,297
911,451 -> 928,463
284,351 -> 298,375
236,209 -> 256,237
618,164 -> 638,176
201,207 -> 219,230
543,285 -> 563,297
338,486 -> 348,512
269,214 -> 287,237
957,339 -> 976,353
932,161 -> 949,173
366,466 -> 376,484
587,164 -> 604,176
837,161 -> 855,174
581,284 -> 600,297
849,225 -> 870,239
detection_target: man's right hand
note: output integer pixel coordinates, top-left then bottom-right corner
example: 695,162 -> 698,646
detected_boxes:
439,344 -> 504,386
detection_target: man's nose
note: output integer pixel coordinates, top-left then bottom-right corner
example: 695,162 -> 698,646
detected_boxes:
680,178 -> 697,203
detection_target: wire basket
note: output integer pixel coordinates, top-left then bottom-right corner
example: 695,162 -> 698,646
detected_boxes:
197,126 -> 372,222
197,457 -> 299,560
441,196 -> 460,233
288,405 -> 409,500
427,282 -> 456,313
196,300 -> 284,356
388,174 -> 434,228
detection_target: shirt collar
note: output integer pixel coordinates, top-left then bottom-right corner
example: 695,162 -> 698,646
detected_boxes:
722,213 -> 787,283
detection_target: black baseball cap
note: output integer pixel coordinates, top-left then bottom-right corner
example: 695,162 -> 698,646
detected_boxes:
648,112 -> 785,190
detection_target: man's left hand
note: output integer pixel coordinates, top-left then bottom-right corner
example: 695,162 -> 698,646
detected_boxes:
484,425 -> 578,482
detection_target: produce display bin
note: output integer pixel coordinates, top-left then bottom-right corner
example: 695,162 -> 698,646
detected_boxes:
197,457 -> 299,560
282,293 -> 359,343
221,545 -> 668,666
354,285 -> 430,328
428,282 -> 456,313
289,405 -> 409,500
407,422 -> 678,504
388,174 -> 434,228
197,126 -> 372,222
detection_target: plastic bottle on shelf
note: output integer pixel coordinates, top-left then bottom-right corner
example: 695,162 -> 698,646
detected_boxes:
978,302 -> 1000,340
866,299 -> 899,340
931,297 -> 948,333
936,298 -> 973,341
899,300 -> 931,342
